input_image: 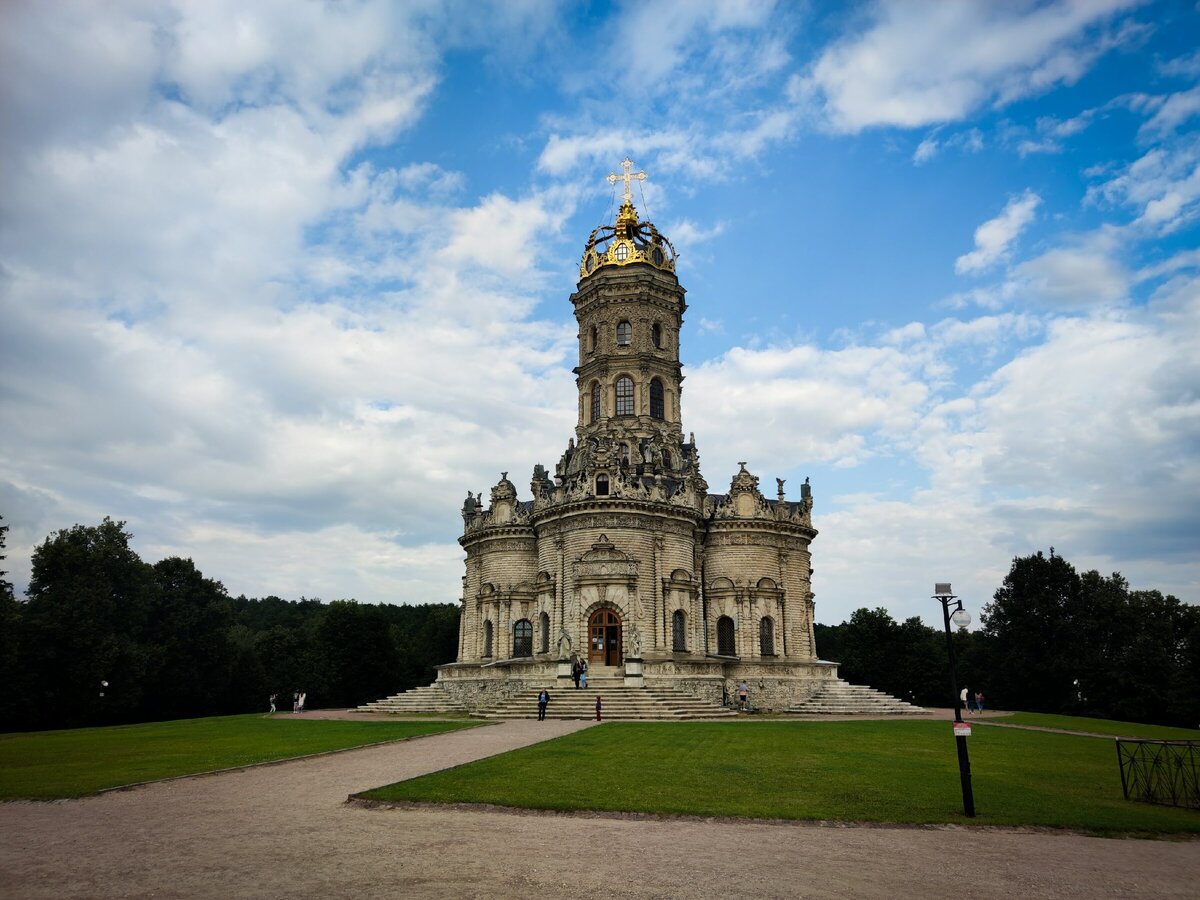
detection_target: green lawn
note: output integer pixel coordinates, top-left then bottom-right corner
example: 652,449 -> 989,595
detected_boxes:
989,711 -> 1200,741
360,720 -> 1200,834
0,714 -> 480,800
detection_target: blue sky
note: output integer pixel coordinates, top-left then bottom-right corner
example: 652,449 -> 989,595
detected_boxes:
1,0 -> 1198,628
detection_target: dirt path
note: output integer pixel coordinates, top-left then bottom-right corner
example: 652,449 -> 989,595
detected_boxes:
1,718 -> 1197,899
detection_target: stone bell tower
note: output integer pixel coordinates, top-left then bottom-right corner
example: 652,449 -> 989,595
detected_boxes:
560,158 -> 700,497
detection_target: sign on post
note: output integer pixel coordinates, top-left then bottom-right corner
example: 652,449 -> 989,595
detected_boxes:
953,722 -> 972,738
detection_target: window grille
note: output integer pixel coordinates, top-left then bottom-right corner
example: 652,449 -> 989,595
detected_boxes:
717,616 -> 736,656
513,619 -> 533,657
650,378 -> 664,419
672,610 -> 687,651
615,376 -> 634,415
760,617 -> 775,656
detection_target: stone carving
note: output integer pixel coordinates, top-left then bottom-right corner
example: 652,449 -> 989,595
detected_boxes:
627,625 -> 643,658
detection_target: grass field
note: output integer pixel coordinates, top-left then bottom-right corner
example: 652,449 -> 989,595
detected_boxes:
360,720 -> 1200,834
990,711 -> 1200,740
0,715 -> 480,800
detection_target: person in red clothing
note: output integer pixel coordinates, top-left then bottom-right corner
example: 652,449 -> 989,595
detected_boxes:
595,695 -> 602,721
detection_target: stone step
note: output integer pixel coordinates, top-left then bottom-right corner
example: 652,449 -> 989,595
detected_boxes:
355,684 -> 467,715
787,680 -> 926,716
483,686 -> 735,720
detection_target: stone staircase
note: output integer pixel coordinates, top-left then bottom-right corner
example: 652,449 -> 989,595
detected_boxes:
483,684 -> 736,720
787,680 -> 925,716
355,684 -> 468,715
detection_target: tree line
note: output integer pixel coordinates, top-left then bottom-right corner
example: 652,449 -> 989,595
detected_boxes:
0,518 -> 459,732
2,517 -> 1196,731
817,549 -> 1200,727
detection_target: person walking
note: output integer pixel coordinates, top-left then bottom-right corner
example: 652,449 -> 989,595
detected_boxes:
580,665 -> 588,689
572,660 -> 581,689
292,690 -> 299,713
959,686 -> 969,715
298,691 -> 306,713
537,688 -> 549,721
738,681 -> 749,711
269,693 -> 277,714
974,691 -> 985,714
595,695 -> 602,722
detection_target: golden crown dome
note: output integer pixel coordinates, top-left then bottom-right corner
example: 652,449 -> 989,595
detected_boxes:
579,158 -> 677,278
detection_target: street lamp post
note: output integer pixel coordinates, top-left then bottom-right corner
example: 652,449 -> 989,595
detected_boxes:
934,583 -> 975,818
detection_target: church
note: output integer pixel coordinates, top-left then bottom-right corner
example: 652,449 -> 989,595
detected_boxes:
422,161 -> 848,714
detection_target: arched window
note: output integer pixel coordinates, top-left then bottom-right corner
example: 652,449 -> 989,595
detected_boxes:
589,325 -> 598,353
649,378 -> 664,419
590,382 -> 601,423
661,449 -> 672,469
595,474 -> 609,496
651,323 -> 663,349
616,321 -> 632,346
618,443 -> 630,465
716,615 -> 736,656
760,617 -> 775,656
672,609 -> 687,651
615,376 -> 634,415
482,621 -> 494,658
513,619 -> 533,657
539,612 -> 550,654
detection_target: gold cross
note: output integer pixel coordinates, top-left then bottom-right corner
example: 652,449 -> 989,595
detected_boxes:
607,157 -> 646,204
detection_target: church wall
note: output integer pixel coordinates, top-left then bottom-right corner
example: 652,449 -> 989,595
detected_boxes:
703,526 -> 816,662
461,530 -> 537,662
534,505 -> 700,657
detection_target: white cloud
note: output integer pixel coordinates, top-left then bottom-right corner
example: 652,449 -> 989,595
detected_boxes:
814,290 -> 1200,623
1158,48 -> 1200,78
1014,246 -> 1130,308
955,190 -> 1042,275
913,137 -> 940,164
1139,86 -> 1200,139
686,342 -> 933,473
1087,143 -> 1200,235
0,0 -> 584,605
796,0 -> 1142,133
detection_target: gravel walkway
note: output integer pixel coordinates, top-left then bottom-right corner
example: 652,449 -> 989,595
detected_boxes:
0,718 -> 1196,899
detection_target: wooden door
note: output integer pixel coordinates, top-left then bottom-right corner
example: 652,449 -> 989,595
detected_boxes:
588,608 -> 622,666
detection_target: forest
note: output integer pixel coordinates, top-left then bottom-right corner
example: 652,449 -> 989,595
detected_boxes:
1,517 -> 1197,731
0,518 -> 459,731
817,549 -> 1200,727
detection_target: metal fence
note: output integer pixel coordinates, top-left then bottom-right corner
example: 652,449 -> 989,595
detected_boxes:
1115,739 -> 1200,809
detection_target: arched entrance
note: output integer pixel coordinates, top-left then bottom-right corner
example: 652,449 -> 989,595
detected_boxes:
588,608 -> 622,666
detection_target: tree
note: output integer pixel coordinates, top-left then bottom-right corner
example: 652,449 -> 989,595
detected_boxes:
144,557 -> 235,720
23,518 -> 157,727
830,608 -> 951,706
316,601 -> 401,708
980,550 -> 1082,713
0,516 -> 22,728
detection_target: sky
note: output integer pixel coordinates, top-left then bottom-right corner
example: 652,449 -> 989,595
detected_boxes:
1,0 -> 1198,629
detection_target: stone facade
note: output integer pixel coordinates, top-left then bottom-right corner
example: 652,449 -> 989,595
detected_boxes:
436,196 -> 838,711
